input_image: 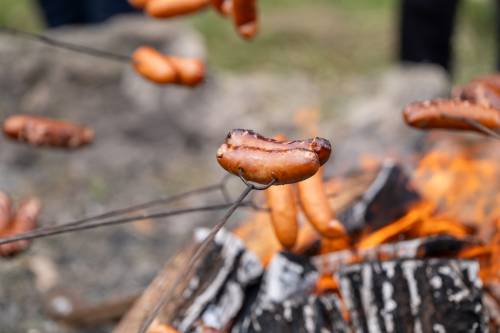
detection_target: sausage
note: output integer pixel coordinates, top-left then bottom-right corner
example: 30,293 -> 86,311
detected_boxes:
128,0 -> 150,9
454,80 -> 500,111
0,198 -> 41,258
211,0 -> 230,14
132,46 -> 205,86
232,0 -> 258,39
146,0 -> 209,18
297,168 -> 346,239
265,184 -> 298,249
0,192 -> 12,231
225,129 -> 332,166
403,99 -> 500,131
3,115 -> 94,148
217,144 -> 320,185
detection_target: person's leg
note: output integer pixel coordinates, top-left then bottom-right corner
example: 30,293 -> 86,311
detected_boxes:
37,0 -> 85,27
399,0 -> 460,73
83,0 -> 137,24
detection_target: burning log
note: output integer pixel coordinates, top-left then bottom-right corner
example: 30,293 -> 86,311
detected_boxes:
159,229 -> 263,332
313,235 -> 469,276
338,259 -> 488,333
339,161 -> 421,233
231,252 -> 348,333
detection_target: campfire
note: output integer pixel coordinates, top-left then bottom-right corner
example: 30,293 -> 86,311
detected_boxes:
111,129 -> 499,333
0,3 -> 499,332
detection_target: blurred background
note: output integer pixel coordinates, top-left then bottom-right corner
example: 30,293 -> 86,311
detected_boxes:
0,0 -> 497,332
1,0 -> 498,82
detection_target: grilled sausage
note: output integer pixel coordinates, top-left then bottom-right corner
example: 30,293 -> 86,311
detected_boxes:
225,129 -> 331,166
211,0 -> 230,14
217,144 -> 321,185
265,184 -> 298,249
232,0 -> 258,39
3,115 -> 94,148
455,79 -> 500,111
132,46 -> 204,86
128,0 -> 150,9
0,192 -> 12,231
0,198 -> 41,257
146,0 -> 210,18
403,99 -> 500,131
297,168 -> 346,239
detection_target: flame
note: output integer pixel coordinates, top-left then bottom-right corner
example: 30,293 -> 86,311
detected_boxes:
413,149 -> 500,228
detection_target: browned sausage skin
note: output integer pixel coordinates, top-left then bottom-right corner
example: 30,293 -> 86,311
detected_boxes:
217,129 -> 331,185
0,192 -> 12,231
453,80 -> 500,111
0,198 -> 41,258
132,46 -> 205,86
146,0 -> 210,18
297,168 -> 346,239
403,99 -> 500,131
232,0 -> 258,39
226,129 -> 332,165
128,0 -> 150,9
3,115 -> 94,148
265,184 -> 298,249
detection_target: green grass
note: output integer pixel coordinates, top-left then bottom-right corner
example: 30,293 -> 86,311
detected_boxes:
0,0 -> 497,82
0,0 -> 42,31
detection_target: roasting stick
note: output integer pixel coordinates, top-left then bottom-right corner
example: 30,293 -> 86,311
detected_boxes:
0,26 -> 131,63
138,174 -> 276,333
0,176 -> 234,246
462,118 -> 500,141
0,202 -> 241,245
0,27 -> 210,86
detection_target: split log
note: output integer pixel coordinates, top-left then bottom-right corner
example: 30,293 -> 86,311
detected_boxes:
114,172 -> 373,333
231,252 -> 348,333
338,259 -> 488,333
339,161 -> 421,233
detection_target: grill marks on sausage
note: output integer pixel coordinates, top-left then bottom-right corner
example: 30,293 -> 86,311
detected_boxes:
217,129 -> 331,185
226,129 -> 332,165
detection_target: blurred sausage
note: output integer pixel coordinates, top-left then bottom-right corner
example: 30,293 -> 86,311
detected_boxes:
0,192 -> 12,231
297,168 -> 346,239
3,115 -> 94,148
453,81 -> 500,110
146,0 -> 209,18
0,198 -> 41,257
403,99 -> 500,131
132,46 -> 205,86
128,0 -> 150,9
232,0 -> 258,39
265,184 -> 298,249
211,0 -> 230,14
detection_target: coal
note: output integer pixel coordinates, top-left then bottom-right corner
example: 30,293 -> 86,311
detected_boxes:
231,252 -> 348,333
339,161 -> 421,233
338,259 -> 488,333
164,229 -> 263,332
